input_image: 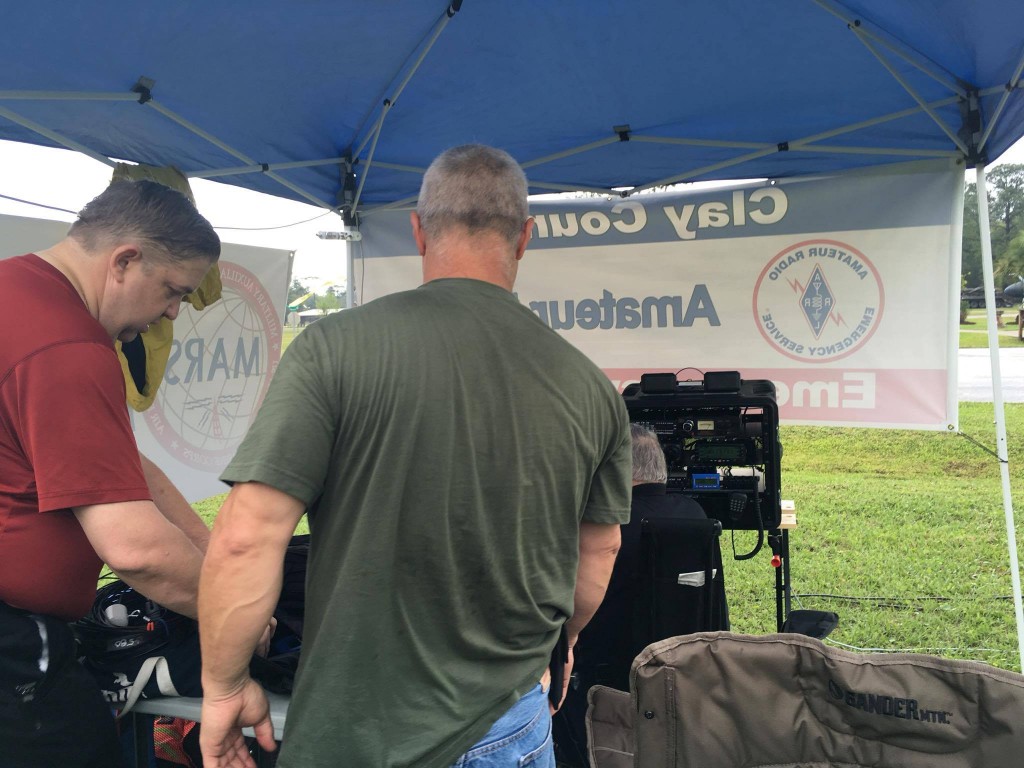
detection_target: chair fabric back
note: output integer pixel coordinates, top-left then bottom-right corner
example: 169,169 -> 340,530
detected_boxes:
588,631 -> 1024,768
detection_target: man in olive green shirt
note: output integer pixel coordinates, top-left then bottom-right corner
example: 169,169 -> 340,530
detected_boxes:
198,144 -> 631,768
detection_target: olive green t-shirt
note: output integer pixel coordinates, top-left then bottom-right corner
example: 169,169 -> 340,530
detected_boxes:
222,278 -> 631,767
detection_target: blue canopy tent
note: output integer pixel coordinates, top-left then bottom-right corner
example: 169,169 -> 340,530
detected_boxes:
1,0 -> 1022,665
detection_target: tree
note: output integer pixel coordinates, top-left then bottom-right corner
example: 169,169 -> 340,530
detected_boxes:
961,182 -> 982,287
986,164 -> 1024,249
997,231 -> 1024,289
288,278 -> 311,306
961,165 -> 1024,288
315,291 -> 340,314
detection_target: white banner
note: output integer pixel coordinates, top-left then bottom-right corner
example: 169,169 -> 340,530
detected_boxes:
0,213 -> 291,501
358,161 -> 963,429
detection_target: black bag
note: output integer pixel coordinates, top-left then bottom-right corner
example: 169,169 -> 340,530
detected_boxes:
75,536 -> 312,713
73,580 -> 202,715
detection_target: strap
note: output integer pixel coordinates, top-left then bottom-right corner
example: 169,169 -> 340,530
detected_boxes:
116,655 -> 180,717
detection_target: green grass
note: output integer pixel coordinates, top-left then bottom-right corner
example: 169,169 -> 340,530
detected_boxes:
281,325 -> 302,354
725,401 -> 1024,671
960,310 -> 1022,348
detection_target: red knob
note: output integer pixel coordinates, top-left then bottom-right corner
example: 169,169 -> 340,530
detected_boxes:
770,554 -> 782,568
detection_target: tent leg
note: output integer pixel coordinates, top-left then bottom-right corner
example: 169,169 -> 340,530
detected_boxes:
346,237 -> 355,309
976,163 -> 1024,672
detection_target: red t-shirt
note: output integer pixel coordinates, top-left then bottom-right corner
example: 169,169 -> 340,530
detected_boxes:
0,254 -> 151,619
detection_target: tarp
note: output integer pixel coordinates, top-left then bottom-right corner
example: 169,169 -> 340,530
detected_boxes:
360,160 -> 963,429
0,2 -> 1022,215
0,213 -> 291,502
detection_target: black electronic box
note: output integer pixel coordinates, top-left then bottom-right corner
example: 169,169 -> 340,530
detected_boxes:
622,371 -> 782,531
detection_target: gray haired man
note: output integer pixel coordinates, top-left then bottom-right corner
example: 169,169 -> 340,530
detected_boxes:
0,180 -> 221,767
198,145 -> 632,768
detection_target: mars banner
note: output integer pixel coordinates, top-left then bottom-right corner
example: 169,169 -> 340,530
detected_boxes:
134,246 -> 289,500
357,160 -> 963,430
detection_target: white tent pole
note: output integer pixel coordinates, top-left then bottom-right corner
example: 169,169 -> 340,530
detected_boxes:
812,0 -> 966,96
346,239 -> 355,310
143,99 -> 334,211
631,93 -> 966,192
189,157 -> 347,179
350,0 -> 462,216
976,162 -> 1024,672
352,3 -> 459,161
977,50 -> 1024,153
853,33 -> 969,155
0,90 -> 137,102
0,106 -> 115,167
947,170 -> 966,432
634,145 -> 778,193
520,137 -> 620,169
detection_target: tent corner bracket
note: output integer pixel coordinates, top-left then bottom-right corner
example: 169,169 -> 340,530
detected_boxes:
131,76 -> 155,104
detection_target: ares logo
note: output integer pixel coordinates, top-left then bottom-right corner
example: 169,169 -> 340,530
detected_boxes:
144,262 -> 282,470
752,239 -> 885,363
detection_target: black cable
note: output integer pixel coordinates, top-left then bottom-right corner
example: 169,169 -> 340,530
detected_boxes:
674,366 -> 705,378
1,190 -> 335,232
0,191 -> 77,215
955,429 -> 1005,462
791,592 -> 1014,603
731,493 -> 764,560
213,210 -> 334,231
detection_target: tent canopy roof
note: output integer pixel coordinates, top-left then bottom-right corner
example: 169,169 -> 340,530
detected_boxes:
2,1 -> 1023,218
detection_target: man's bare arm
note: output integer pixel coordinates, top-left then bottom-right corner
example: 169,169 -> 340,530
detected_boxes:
200,482 -> 305,693
139,452 -> 211,553
75,500 -> 204,617
565,521 -> 622,645
198,482 -> 305,767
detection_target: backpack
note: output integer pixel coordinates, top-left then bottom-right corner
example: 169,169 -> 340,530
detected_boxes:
74,580 -> 202,715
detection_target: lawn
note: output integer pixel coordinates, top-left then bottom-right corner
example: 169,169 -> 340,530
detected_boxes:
960,310 -> 1022,348
726,401 -> 1023,671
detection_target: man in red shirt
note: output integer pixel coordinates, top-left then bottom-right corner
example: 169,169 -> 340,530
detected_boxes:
0,180 -> 221,767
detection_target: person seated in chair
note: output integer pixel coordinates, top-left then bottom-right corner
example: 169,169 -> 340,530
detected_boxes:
578,425 -> 707,683
627,423 -> 706,524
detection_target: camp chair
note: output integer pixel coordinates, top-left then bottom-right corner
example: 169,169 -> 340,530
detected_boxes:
555,517 -> 728,766
586,631 -> 1024,768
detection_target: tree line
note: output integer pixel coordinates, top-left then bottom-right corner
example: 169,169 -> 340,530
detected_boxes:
288,279 -> 343,314
962,164 -> 1024,290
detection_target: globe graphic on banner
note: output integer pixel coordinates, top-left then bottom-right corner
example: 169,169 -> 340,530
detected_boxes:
144,262 -> 281,470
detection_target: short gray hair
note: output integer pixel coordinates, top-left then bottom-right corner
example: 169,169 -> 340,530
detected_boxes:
69,180 -> 220,264
416,144 -> 529,246
631,424 -> 667,484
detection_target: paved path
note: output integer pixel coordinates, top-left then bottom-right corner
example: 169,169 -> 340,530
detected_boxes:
958,347 -> 1024,402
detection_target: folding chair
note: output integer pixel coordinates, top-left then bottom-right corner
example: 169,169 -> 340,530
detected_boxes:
588,631 -> 1024,768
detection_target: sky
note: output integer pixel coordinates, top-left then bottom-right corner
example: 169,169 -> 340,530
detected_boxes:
0,139 -> 348,288
1,135 -> 1023,288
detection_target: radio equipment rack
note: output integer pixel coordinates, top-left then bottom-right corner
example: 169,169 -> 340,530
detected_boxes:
622,371 -> 782,532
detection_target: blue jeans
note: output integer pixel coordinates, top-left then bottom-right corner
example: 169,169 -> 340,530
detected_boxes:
451,684 -> 555,767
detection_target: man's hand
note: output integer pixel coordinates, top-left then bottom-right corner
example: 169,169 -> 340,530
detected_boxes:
255,617 -> 277,659
549,646 -> 575,715
200,677 -> 276,768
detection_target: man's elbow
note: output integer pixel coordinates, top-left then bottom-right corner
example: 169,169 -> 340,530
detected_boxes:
104,543 -> 169,580
580,522 -> 622,559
